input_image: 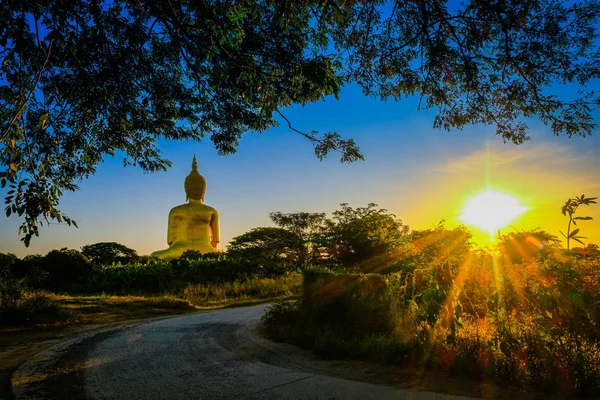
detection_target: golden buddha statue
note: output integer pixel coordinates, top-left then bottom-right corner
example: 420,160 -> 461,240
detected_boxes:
151,156 -> 220,260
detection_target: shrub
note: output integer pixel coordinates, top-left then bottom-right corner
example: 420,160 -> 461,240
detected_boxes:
262,255 -> 600,394
41,248 -> 92,291
0,253 -> 17,278
0,278 -> 70,327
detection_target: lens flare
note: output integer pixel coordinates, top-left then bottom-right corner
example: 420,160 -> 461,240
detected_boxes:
460,190 -> 527,235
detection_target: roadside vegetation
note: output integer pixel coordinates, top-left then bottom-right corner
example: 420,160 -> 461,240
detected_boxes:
258,200 -> 600,396
0,247 -> 301,329
2,200 -> 598,396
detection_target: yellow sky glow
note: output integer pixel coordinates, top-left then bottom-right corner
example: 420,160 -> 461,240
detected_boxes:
396,142 -> 600,248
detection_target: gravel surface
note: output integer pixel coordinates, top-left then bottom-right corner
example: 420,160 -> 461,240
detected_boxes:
13,304 -> 480,400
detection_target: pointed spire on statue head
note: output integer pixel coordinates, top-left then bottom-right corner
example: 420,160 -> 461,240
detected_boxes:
184,154 -> 206,201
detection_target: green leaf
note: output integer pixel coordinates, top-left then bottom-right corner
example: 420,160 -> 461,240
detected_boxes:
573,216 -> 593,220
572,237 -> 585,245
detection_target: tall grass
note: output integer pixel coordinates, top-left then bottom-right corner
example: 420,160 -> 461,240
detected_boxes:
181,273 -> 302,307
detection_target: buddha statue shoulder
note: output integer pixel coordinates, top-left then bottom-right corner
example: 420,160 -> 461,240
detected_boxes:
151,156 -> 220,260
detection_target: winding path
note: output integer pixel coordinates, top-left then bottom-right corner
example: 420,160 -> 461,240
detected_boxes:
14,304 -> 476,399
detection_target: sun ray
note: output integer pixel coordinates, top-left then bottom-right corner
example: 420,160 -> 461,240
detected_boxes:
460,190 -> 528,239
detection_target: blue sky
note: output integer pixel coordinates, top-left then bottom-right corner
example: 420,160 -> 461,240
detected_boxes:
1,83 -> 599,257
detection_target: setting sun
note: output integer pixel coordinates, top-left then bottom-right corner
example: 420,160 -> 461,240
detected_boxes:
460,190 -> 528,236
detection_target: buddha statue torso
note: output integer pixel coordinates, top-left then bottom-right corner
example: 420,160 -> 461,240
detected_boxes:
151,156 -> 220,261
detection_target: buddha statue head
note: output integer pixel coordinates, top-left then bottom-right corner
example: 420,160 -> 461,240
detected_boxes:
184,155 -> 206,201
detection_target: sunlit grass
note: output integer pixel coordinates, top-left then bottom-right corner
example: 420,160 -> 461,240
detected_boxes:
181,273 -> 301,307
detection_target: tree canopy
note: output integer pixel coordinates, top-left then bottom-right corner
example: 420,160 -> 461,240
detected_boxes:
235,205 -> 408,269
325,203 -> 409,267
2,0 -> 600,244
227,227 -> 303,267
81,241 -> 139,265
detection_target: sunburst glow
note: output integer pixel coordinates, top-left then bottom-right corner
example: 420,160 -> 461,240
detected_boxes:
460,190 -> 528,235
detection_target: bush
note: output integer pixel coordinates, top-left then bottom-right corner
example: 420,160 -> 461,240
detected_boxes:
0,278 -> 71,327
262,255 -> 600,394
302,269 -> 400,335
0,253 -> 17,278
41,248 -> 92,291
12,254 -> 49,287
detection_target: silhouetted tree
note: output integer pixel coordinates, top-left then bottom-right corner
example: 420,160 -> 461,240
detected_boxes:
3,1 -> 599,244
227,227 -> 302,267
81,242 -> 139,265
42,248 -> 91,290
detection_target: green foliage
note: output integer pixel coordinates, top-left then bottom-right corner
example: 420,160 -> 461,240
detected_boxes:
560,194 -> 597,250
263,247 -> 600,394
325,203 -> 410,268
89,257 -> 270,293
81,242 -> 139,265
179,250 -> 205,261
387,223 -> 472,276
268,211 -> 328,268
227,227 -> 303,268
4,249 -> 295,294
0,248 -> 300,327
301,269 -> 400,335
3,1 -> 600,244
0,0 -> 353,246
262,204 -> 409,270
12,254 -> 48,287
